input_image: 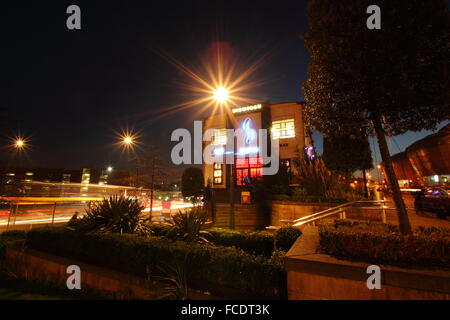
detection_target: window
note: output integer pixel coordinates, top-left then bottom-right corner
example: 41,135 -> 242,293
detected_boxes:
271,119 -> 295,139
235,157 -> 263,186
62,174 -> 71,183
25,172 -> 34,182
81,168 -> 91,184
213,163 -> 223,184
280,159 -> 290,167
211,129 -> 227,146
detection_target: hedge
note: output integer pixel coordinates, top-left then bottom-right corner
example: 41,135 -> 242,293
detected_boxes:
148,225 -> 301,257
0,231 -> 27,262
26,228 -> 286,299
274,226 -> 302,252
206,228 -> 274,258
319,220 -> 450,269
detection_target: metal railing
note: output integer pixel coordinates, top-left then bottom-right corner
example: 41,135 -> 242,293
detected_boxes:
0,196 -> 103,231
272,200 -> 397,229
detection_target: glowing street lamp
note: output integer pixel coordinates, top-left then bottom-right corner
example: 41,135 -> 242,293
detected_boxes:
15,139 -> 25,149
123,136 -> 134,145
213,87 -> 229,104
107,166 -> 113,172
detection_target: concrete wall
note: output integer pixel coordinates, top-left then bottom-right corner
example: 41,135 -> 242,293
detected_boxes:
270,200 -> 397,226
4,247 -> 220,300
285,226 -> 450,300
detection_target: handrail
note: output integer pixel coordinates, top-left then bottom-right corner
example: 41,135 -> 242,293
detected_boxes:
0,196 -> 103,203
282,200 -> 394,228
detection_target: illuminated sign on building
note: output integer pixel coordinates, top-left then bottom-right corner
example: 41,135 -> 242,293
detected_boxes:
231,104 -> 262,114
238,117 -> 258,155
241,117 -> 256,144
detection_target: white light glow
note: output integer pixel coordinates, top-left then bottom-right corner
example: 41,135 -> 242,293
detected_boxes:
232,104 -> 262,114
213,87 -> 229,103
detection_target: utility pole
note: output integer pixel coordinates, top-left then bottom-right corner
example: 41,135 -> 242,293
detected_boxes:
227,114 -> 235,230
229,163 -> 235,229
150,156 -> 156,219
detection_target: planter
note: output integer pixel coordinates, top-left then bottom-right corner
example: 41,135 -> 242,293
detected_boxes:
284,226 -> 450,300
3,246 -> 222,300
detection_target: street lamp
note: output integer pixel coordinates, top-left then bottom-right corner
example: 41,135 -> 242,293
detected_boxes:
118,133 -> 139,187
122,135 -> 134,146
15,139 -> 25,149
107,166 -> 113,172
213,87 -> 229,104
212,86 -> 235,229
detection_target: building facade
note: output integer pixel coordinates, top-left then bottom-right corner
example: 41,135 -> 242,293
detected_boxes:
202,101 -> 313,201
390,124 -> 449,187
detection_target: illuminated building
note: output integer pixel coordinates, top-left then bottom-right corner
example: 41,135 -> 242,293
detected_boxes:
388,124 -> 449,187
202,101 -> 313,201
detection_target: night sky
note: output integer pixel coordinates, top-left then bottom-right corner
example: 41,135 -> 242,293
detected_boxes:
2,1 -> 447,172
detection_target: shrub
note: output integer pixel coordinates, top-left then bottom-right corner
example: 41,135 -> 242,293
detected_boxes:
147,223 -> 172,237
319,220 -> 450,269
0,231 -> 27,262
207,228 -> 274,258
293,158 -> 360,202
274,226 -> 302,251
68,195 -> 147,234
167,206 -> 210,243
26,228 -> 286,299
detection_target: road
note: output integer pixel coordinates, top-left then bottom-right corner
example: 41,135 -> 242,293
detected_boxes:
0,199 -> 194,232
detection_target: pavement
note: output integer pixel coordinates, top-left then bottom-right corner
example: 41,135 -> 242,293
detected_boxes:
385,193 -> 450,229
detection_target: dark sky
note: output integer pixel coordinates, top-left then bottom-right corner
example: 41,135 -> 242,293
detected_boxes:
2,1 -> 447,171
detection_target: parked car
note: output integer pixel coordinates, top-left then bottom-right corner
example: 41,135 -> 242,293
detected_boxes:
414,188 -> 449,219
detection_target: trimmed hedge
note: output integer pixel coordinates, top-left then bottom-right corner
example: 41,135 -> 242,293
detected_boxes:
148,225 -> 301,257
319,220 -> 450,269
26,228 -> 286,299
207,228 -> 274,258
274,226 -> 302,252
0,231 -> 27,262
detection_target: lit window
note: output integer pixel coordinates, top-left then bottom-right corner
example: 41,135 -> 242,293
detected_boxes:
211,129 -> 227,146
271,119 -> 295,139
280,159 -> 290,167
235,157 -> 263,186
213,163 -> 223,184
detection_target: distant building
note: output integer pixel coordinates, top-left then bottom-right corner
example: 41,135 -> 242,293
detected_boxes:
0,167 -> 102,184
389,124 -> 449,187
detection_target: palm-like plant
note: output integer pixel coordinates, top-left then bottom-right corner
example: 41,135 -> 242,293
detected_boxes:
155,261 -> 189,300
69,195 -> 147,234
168,206 -> 210,243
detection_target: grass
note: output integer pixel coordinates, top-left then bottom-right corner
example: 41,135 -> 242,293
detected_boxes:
0,287 -> 64,300
0,272 -> 112,300
0,274 -> 67,300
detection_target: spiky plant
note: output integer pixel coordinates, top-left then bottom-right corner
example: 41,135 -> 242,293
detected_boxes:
155,260 -> 189,300
168,206 -> 211,243
69,195 -> 147,234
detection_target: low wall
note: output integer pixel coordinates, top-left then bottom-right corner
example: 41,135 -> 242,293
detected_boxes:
213,204 -> 266,231
4,247 -> 219,300
285,226 -> 450,300
270,201 -> 397,226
